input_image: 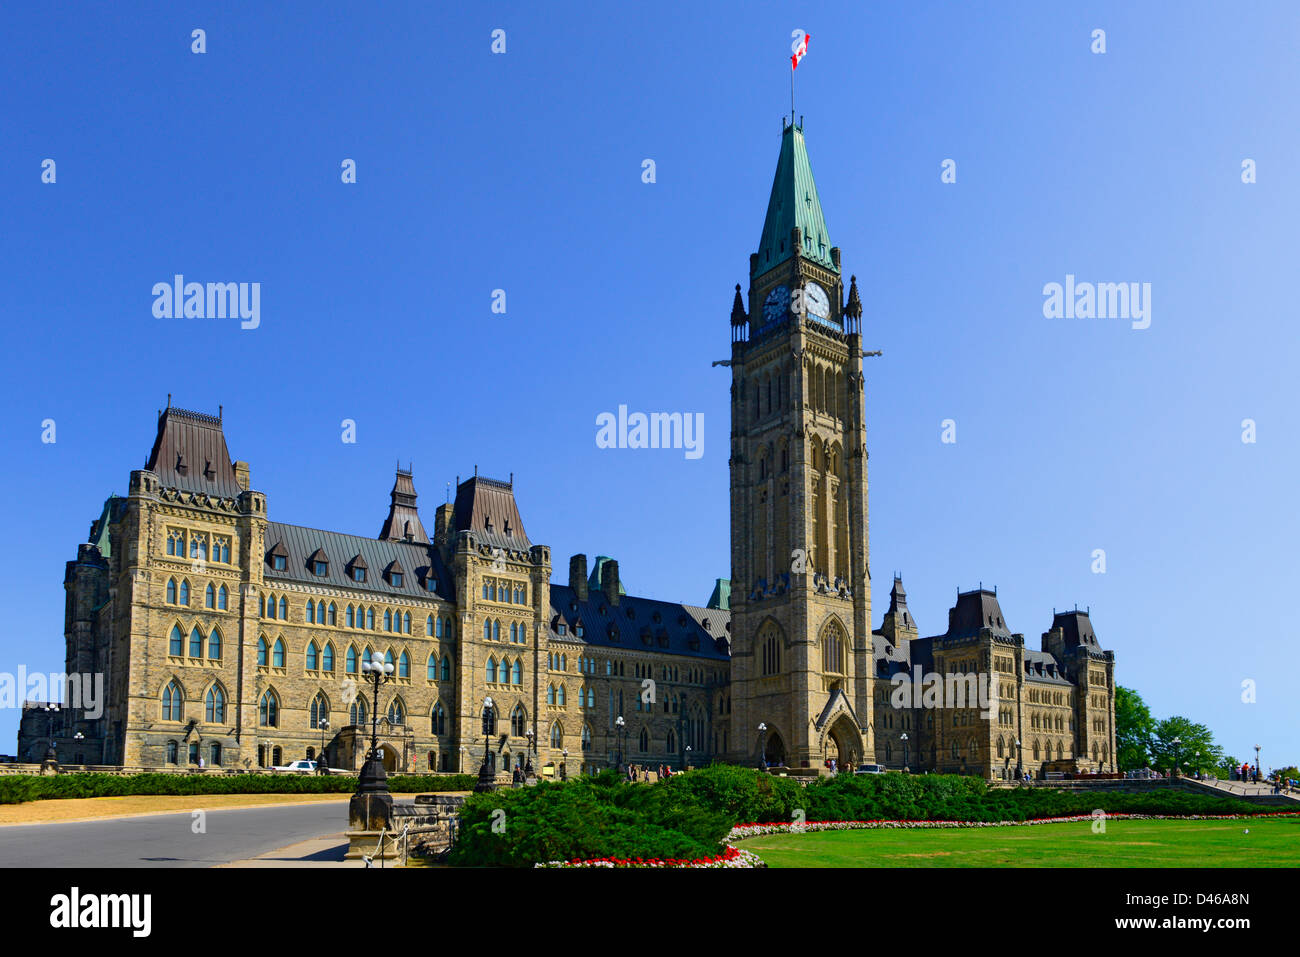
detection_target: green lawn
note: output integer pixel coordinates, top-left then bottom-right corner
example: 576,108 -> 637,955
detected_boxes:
741,818 -> 1300,868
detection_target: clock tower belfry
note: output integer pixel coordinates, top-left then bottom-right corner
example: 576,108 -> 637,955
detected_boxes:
726,117 -> 875,774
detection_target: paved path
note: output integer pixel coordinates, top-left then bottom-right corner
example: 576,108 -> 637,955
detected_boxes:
0,799 -> 353,868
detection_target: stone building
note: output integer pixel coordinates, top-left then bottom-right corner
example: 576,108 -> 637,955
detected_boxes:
20,117 -> 1115,779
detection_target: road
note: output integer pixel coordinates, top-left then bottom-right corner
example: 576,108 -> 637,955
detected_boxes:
0,800 -> 352,868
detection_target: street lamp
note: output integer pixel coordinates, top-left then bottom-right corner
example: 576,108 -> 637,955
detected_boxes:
475,697 -> 497,793
685,744 -> 692,770
900,732 -> 909,773
1014,738 -> 1023,780
459,745 -> 467,774
757,722 -> 767,770
1254,744 -> 1261,781
73,731 -> 84,766
615,715 -> 626,771
1171,736 -> 1181,777
317,718 -> 331,775
43,704 -> 60,765
525,728 -> 535,777
561,747 -> 568,781
358,657 -> 395,794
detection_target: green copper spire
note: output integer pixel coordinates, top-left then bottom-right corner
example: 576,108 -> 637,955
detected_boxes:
753,121 -> 836,279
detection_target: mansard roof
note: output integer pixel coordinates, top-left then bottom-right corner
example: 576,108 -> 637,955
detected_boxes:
264,521 -> 453,601
547,584 -> 730,662
144,403 -> 243,499
453,474 -> 530,550
378,468 -> 429,543
940,588 -> 1014,640
1050,609 -> 1102,651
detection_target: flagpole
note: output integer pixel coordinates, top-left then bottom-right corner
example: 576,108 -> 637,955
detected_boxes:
790,65 -> 795,125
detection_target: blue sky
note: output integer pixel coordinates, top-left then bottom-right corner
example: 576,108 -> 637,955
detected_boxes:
1,2 -> 1295,768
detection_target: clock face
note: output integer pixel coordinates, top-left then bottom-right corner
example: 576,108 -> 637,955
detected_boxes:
803,282 -> 831,320
762,285 -> 790,323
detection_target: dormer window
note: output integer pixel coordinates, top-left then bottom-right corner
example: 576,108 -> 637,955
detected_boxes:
267,541 -> 288,572
307,548 -> 330,577
425,575 -> 438,593
392,572 -> 403,587
353,567 -> 366,582
348,554 -> 368,583
575,623 -> 584,638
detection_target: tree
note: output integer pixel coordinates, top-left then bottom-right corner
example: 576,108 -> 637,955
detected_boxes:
1114,686 -> 1155,770
1217,754 -> 1241,777
1151,717 -> 1222,775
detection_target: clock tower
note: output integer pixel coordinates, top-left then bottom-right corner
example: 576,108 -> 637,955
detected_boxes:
727,117 -> 875,773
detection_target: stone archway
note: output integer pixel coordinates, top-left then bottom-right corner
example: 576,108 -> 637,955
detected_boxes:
378,743 -> 399,772
763,730 -> 786,767
825,714 -> 862,768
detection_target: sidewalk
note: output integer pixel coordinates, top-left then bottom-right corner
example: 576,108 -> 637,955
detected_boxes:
218,832 -> 362,868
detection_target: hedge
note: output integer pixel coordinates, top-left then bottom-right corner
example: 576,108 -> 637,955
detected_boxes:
0,773 -> 477,805
445,765 -> 1289,867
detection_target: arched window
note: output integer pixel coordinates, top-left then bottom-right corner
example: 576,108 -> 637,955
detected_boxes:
347,605 -> 355,628
397,649 -> 409,677
187,626 -> 202,658
208,628 -> 221,660
384,649 -> 395,671
384,610 -> 393,632
170,625 -> 184,656
547,685 -> 556,706
259,690 -> 279,727
493,620 -> 501,641
167,579 -> 177,604
511,705 -> 527,738
346,645 -> 357,674
582,725 -> 592,751
278,596 -> 287,619
257,636 -> 269,667
487,657 -> 498,684
557,685 -> 566,707
431,702 -> 446,735
272,638 -> 285,668
483,620 -> 492,641
512,659 -> 522,685
403,612 -> 411,634
321,643 -> 334,673
561,653 -> 567,671
179,580 -> 190,605
510,622 -> 517,643
821,621 -> 846,674
310,692 -> 329,729
550,722 -> 563,748
350,698 -> 368,726
307,599 -> 316,624
387,698 -> 405,726
427,654 -> 438,681
205,685 -> 225,723
327,602 -> 337,625
365,607 -> 374,629
306,641 -> 319,671
638,727 -> 649,752
217,585 -> 228,610
440,656 -> 451,681
162,680 -> 183,721
166,740 -> 179,764
205,584 -> 216,608
427,615 -> 435,636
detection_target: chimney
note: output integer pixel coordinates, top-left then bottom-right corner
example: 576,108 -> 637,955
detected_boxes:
569,554 -> 588,601
433,503 -> 454,544
601,559 -> 620,607
233,461 -> 250,491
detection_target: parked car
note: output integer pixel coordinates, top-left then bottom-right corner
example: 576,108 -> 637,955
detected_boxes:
270,759 -> 350,774
854,764 -> 887,775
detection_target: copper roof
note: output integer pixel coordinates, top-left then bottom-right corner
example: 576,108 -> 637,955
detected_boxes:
378,468 -> 429,543
144,404 -> 243,499
453,475 -> 530,549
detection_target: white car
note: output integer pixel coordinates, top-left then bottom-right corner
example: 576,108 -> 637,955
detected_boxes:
853,764 -> 887,775
270,759 -> 350,774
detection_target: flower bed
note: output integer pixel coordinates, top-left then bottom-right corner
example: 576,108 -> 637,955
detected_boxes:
536,845 -> 765,868
727,811 -> 1300,841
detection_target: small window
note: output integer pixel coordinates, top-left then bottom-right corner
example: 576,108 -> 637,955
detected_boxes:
392,572 -> 403,587
273,556 -> 286,571
314,560 -> 328,576
353,567 -> 366,582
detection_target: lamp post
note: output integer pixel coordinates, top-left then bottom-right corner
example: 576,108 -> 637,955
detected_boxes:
615,715 -> 626,771
561,747 -> 568,781
757,722 -> 767,770
685,744 -> 692,770
1014,738 -> 1023,781
1171,735 -> 1181,777
525,728 -> 535,777
475,697 -> 497,793
358,657 -> 395,793
1254,744 -> 1261,781
900,732 -> 909,773
73,731 -> 84,766
43,703 -> 60,764
317,718 -> 331,775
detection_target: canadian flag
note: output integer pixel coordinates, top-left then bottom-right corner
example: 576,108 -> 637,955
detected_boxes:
791,31 -> 810,70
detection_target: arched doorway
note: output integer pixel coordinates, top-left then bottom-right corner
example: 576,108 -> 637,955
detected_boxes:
825,715 -> 861,769
763,730 -> 786,767
378,743 -> 399,772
